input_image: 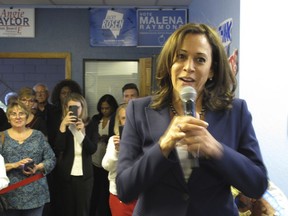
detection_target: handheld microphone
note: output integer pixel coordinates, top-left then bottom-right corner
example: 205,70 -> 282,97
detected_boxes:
180,86 -> 199,168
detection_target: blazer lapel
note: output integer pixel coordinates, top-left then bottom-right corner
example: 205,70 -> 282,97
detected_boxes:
145,106 -> 170,142
145,106 -> 189,191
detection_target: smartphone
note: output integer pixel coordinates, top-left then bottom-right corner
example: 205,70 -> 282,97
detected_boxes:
119,125 -> 124,139
23,160 -> 35,171
69,105 -> 78,122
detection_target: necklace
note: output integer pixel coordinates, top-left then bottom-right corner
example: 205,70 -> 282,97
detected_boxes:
170,103 -> 178,116
170,103 -> 206,118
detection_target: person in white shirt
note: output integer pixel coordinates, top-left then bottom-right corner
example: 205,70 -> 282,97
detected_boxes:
0,154 -> 9,190
102,103 -> 136,216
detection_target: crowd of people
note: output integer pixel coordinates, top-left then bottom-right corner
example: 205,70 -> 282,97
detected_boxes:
0,78 -> 140,216
0,23 -> 288,216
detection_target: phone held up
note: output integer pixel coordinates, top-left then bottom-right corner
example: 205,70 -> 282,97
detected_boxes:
119,125 -> 124,139
69,105 -> 78,122
23,160 -> 35,171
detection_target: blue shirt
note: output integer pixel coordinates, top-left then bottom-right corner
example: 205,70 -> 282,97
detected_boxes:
0,130 -> 56,210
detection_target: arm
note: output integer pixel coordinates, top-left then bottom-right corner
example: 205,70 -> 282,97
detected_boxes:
205,100 -> 268,198
116,100 -> 177,203
37,132 -> 56,174
0,155 -> 9,189
102,135 -> 119,172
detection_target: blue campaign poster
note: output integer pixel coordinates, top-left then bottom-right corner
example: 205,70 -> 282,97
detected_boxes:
137,9 -> 187,47
90,8 -> 137,46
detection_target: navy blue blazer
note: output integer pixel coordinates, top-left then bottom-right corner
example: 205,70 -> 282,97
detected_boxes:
116,96 -> 268,216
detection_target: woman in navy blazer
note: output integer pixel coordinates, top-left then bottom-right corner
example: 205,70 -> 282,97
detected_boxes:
116,23 -> 268,216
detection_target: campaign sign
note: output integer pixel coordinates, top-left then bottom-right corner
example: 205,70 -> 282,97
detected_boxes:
218,18 -> 233,48
0,8 -> 35,38
137,9 -> 187,47
90,8 -> 137,46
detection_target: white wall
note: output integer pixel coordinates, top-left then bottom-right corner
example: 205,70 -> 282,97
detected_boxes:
240,0 -> 288,196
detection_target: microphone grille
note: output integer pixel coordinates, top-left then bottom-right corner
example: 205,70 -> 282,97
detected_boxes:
180,86 -> 197,102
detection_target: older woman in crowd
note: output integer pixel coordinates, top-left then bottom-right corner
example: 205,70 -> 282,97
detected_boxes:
0,100 -> 56,216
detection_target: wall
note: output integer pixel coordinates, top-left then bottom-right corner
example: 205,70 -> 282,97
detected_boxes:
239,0 -> 288,197
0,58 -> 65,103
188,0 -> 240,56
0,9 -> 161,89
189,0 -> 288,197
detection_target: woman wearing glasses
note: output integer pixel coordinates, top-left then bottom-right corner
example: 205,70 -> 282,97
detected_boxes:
0,100 -> 56,216
18,87 -> 48,137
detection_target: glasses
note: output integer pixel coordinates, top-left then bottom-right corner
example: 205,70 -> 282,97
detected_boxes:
20,98 -> 35,104
10,112 -> 27,119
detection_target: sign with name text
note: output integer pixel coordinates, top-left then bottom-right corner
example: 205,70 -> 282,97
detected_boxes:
0,8 -> 35,38
90,8 -> 137,46
137,9 -> 187,47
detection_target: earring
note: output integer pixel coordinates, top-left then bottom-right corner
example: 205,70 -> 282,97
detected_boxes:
209,77 -> 213,81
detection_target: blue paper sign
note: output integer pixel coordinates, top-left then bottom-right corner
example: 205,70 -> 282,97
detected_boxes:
137,9 -> 187,47
90,8 -> 137,46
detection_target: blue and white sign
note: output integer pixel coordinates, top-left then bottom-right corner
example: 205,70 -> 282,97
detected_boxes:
90,8 -> 137,46
137,9 -> 187,47
218,18 -> 233,48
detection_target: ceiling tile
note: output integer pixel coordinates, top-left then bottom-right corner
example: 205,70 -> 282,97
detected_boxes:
104,0 -> 157,6
157,0 -> 191,6
52,0 -> 103,5
0,0 -> 192,7
0,0 -> 51,4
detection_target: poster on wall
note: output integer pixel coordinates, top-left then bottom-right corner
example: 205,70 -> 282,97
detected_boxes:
0,8 -> 35,38
218,18 -> 238,76
137,9 -> 187,47
90,8 -> 137,46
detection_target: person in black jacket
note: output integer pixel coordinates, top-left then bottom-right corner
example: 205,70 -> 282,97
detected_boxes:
54,93 -> 98,216
90,94 -> 118,216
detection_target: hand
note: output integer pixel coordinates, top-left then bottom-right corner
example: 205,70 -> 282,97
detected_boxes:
19,158 -> 36,176
179,118 -> 223,159
17,158 -> 33,169
60,111 -> 78,132
159,115 -> 222,159
113,135 -> 120,151
22,163 -> 37,176
75,118 -> 85,132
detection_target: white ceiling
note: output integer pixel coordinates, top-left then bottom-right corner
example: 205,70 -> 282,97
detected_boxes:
0,0 -> 192,8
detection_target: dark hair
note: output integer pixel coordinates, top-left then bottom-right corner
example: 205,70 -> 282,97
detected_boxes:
51,79 -> 82,107
96,94 -> 118,118
150,23 -> 236,111
122,83 -> 139,96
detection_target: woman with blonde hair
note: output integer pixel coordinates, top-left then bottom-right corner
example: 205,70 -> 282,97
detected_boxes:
102,103 -> 136,216
54,93 -> 97,216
